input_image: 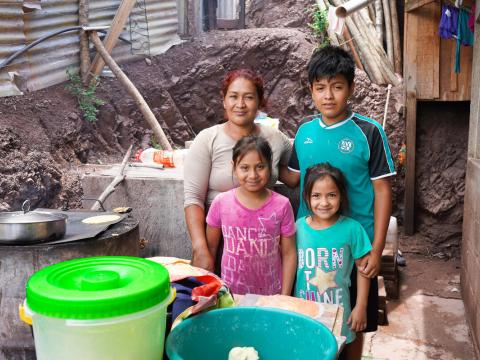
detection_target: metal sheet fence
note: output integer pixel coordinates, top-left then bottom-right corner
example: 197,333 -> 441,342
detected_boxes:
0,0 -> 181,97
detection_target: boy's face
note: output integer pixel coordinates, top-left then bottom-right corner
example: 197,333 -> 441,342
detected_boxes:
310,74 -> 354,125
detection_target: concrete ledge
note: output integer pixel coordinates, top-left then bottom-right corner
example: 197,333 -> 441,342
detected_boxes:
81,164 -> 191,259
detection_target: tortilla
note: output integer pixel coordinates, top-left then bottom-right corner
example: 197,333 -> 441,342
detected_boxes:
82,214 -> 121,225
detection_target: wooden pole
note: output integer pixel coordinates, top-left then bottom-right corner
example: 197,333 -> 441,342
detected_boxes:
89,31 -> 173,151
88,0 -> 136,79
382,0 -> 394,67
91,144 -> 133,211
404,91 -> 417,235
79,0 -> 90,86
374,0 -> 383,43
389,0 -> 402,74
342,27 -> 365,71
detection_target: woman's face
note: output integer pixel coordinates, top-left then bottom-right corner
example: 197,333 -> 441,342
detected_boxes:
223,77 -> 259,127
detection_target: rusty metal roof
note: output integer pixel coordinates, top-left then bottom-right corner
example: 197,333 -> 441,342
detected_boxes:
0,0 -> 182,97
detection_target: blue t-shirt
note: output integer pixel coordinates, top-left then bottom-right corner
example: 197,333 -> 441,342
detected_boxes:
288,112 -> 396,240
294,216 -> 372,343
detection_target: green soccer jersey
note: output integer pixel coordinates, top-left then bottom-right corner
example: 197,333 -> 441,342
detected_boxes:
288,112 -> 396,240
294,216 -> 372,343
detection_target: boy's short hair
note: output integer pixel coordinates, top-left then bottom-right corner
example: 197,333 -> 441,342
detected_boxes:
307,45 -> 355,87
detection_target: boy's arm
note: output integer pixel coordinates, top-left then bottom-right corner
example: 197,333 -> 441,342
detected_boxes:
205,225 -> 222,265
348,260 -> 371,332
360,177 -> 392,278
280,235 -> 297,296
279,166 -> 300,188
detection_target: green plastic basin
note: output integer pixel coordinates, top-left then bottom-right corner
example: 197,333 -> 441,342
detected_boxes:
166,307 -> 338,360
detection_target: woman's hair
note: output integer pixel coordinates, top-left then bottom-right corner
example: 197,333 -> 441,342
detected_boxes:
221,69 -> 266,108
232,135 -> 273,177
302,163 -> 349,215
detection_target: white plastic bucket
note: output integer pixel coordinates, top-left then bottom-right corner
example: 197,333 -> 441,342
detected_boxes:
27,290 -> 174,360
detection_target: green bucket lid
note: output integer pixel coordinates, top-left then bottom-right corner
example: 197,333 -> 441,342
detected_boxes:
26,256 -> 170,320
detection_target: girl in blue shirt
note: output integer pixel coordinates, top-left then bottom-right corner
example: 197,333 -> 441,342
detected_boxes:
294,163 -> 371,358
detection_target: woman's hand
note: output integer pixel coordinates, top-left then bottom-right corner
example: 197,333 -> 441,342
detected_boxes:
347,304 -> 367,332
191,245 -> 215,272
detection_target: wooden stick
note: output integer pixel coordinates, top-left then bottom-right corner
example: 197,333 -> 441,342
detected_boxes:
89,31 -> 173,151
331,0 -> 384,83
382,0 -> 394,67
349,9 -> 399,84
91,144 -> 133,211
88,0 -> 136,80
382,84 -> 392,128
389,0 -> 402,74
374,0 -> 383,43
79,0 -> 90,86
342,27 -> 365,71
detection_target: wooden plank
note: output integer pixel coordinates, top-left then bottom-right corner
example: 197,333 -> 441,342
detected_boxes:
89,31 -> 172,151
79,0 -> 90,86
405,0 -> 435,12
404,92 -> 417,235
404,9 -> 417,235
415,2 -> 439,99
432,3 -> 440,98
88,0 -> 136,78
239,0 -> 246,29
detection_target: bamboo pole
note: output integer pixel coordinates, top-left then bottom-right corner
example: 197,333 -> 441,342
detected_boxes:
341,14 -> 384,83
89,31 -> 173,151
350,8 -> 399,84
374,0 -> 383,43
389,0 -> 402,74
330,0 -> 385,83
79,0 -> 90,86
368,2 -> 376,23
342,26 -> 365,71
381,0 -> 394,67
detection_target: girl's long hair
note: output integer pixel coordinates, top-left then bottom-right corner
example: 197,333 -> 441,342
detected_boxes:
302,163 -> 349,216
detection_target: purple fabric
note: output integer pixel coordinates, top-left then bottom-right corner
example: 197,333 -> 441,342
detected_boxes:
439,4 -> 459,39
468,5 -> 476,33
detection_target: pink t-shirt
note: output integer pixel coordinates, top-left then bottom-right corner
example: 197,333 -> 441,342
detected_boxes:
206,189 -> 296,295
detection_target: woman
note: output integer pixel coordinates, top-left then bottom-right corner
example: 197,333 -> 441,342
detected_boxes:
184,69 -> 292,272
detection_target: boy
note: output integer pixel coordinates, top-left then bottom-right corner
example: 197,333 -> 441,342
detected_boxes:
281,46 -> 395,358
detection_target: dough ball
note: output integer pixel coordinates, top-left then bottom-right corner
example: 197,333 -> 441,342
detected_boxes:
228,347 -> 259,360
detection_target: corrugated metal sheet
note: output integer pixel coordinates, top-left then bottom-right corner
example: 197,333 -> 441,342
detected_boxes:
217,0 -> 238,20
0,0 -> 182,97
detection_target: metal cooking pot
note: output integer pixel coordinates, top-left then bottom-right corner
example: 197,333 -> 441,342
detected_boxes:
0,200 -> 68,245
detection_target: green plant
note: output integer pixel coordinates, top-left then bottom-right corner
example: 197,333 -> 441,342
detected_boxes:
65,69 -> 105,122
150,136 -> 161,149
308,4 -> 330,48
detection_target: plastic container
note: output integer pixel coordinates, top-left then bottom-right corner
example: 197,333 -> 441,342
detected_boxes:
25,256 -> 173,360
136,148 -> 188,168
386,216 -> 398,257
166,307 -> 338,360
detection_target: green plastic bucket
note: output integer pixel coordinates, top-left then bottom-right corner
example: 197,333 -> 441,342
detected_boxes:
25,256 -> 172,360
166,307 -> 338,360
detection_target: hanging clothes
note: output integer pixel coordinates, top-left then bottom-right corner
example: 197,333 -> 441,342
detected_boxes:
455,8 -> 475,73
439,4 -> 459,39
468,4 -> 476,33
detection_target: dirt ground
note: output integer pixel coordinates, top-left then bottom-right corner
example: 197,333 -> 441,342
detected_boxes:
364,235 -> 477,360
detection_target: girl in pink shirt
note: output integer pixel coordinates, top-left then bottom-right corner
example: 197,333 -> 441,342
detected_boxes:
206,135 -> 297,295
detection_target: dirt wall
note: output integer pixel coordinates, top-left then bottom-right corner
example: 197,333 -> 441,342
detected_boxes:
0,27 -> 404,220
415,101 -> 469,255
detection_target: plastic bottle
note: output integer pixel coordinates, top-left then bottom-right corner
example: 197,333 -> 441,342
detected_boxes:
136,148 -> 188,168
